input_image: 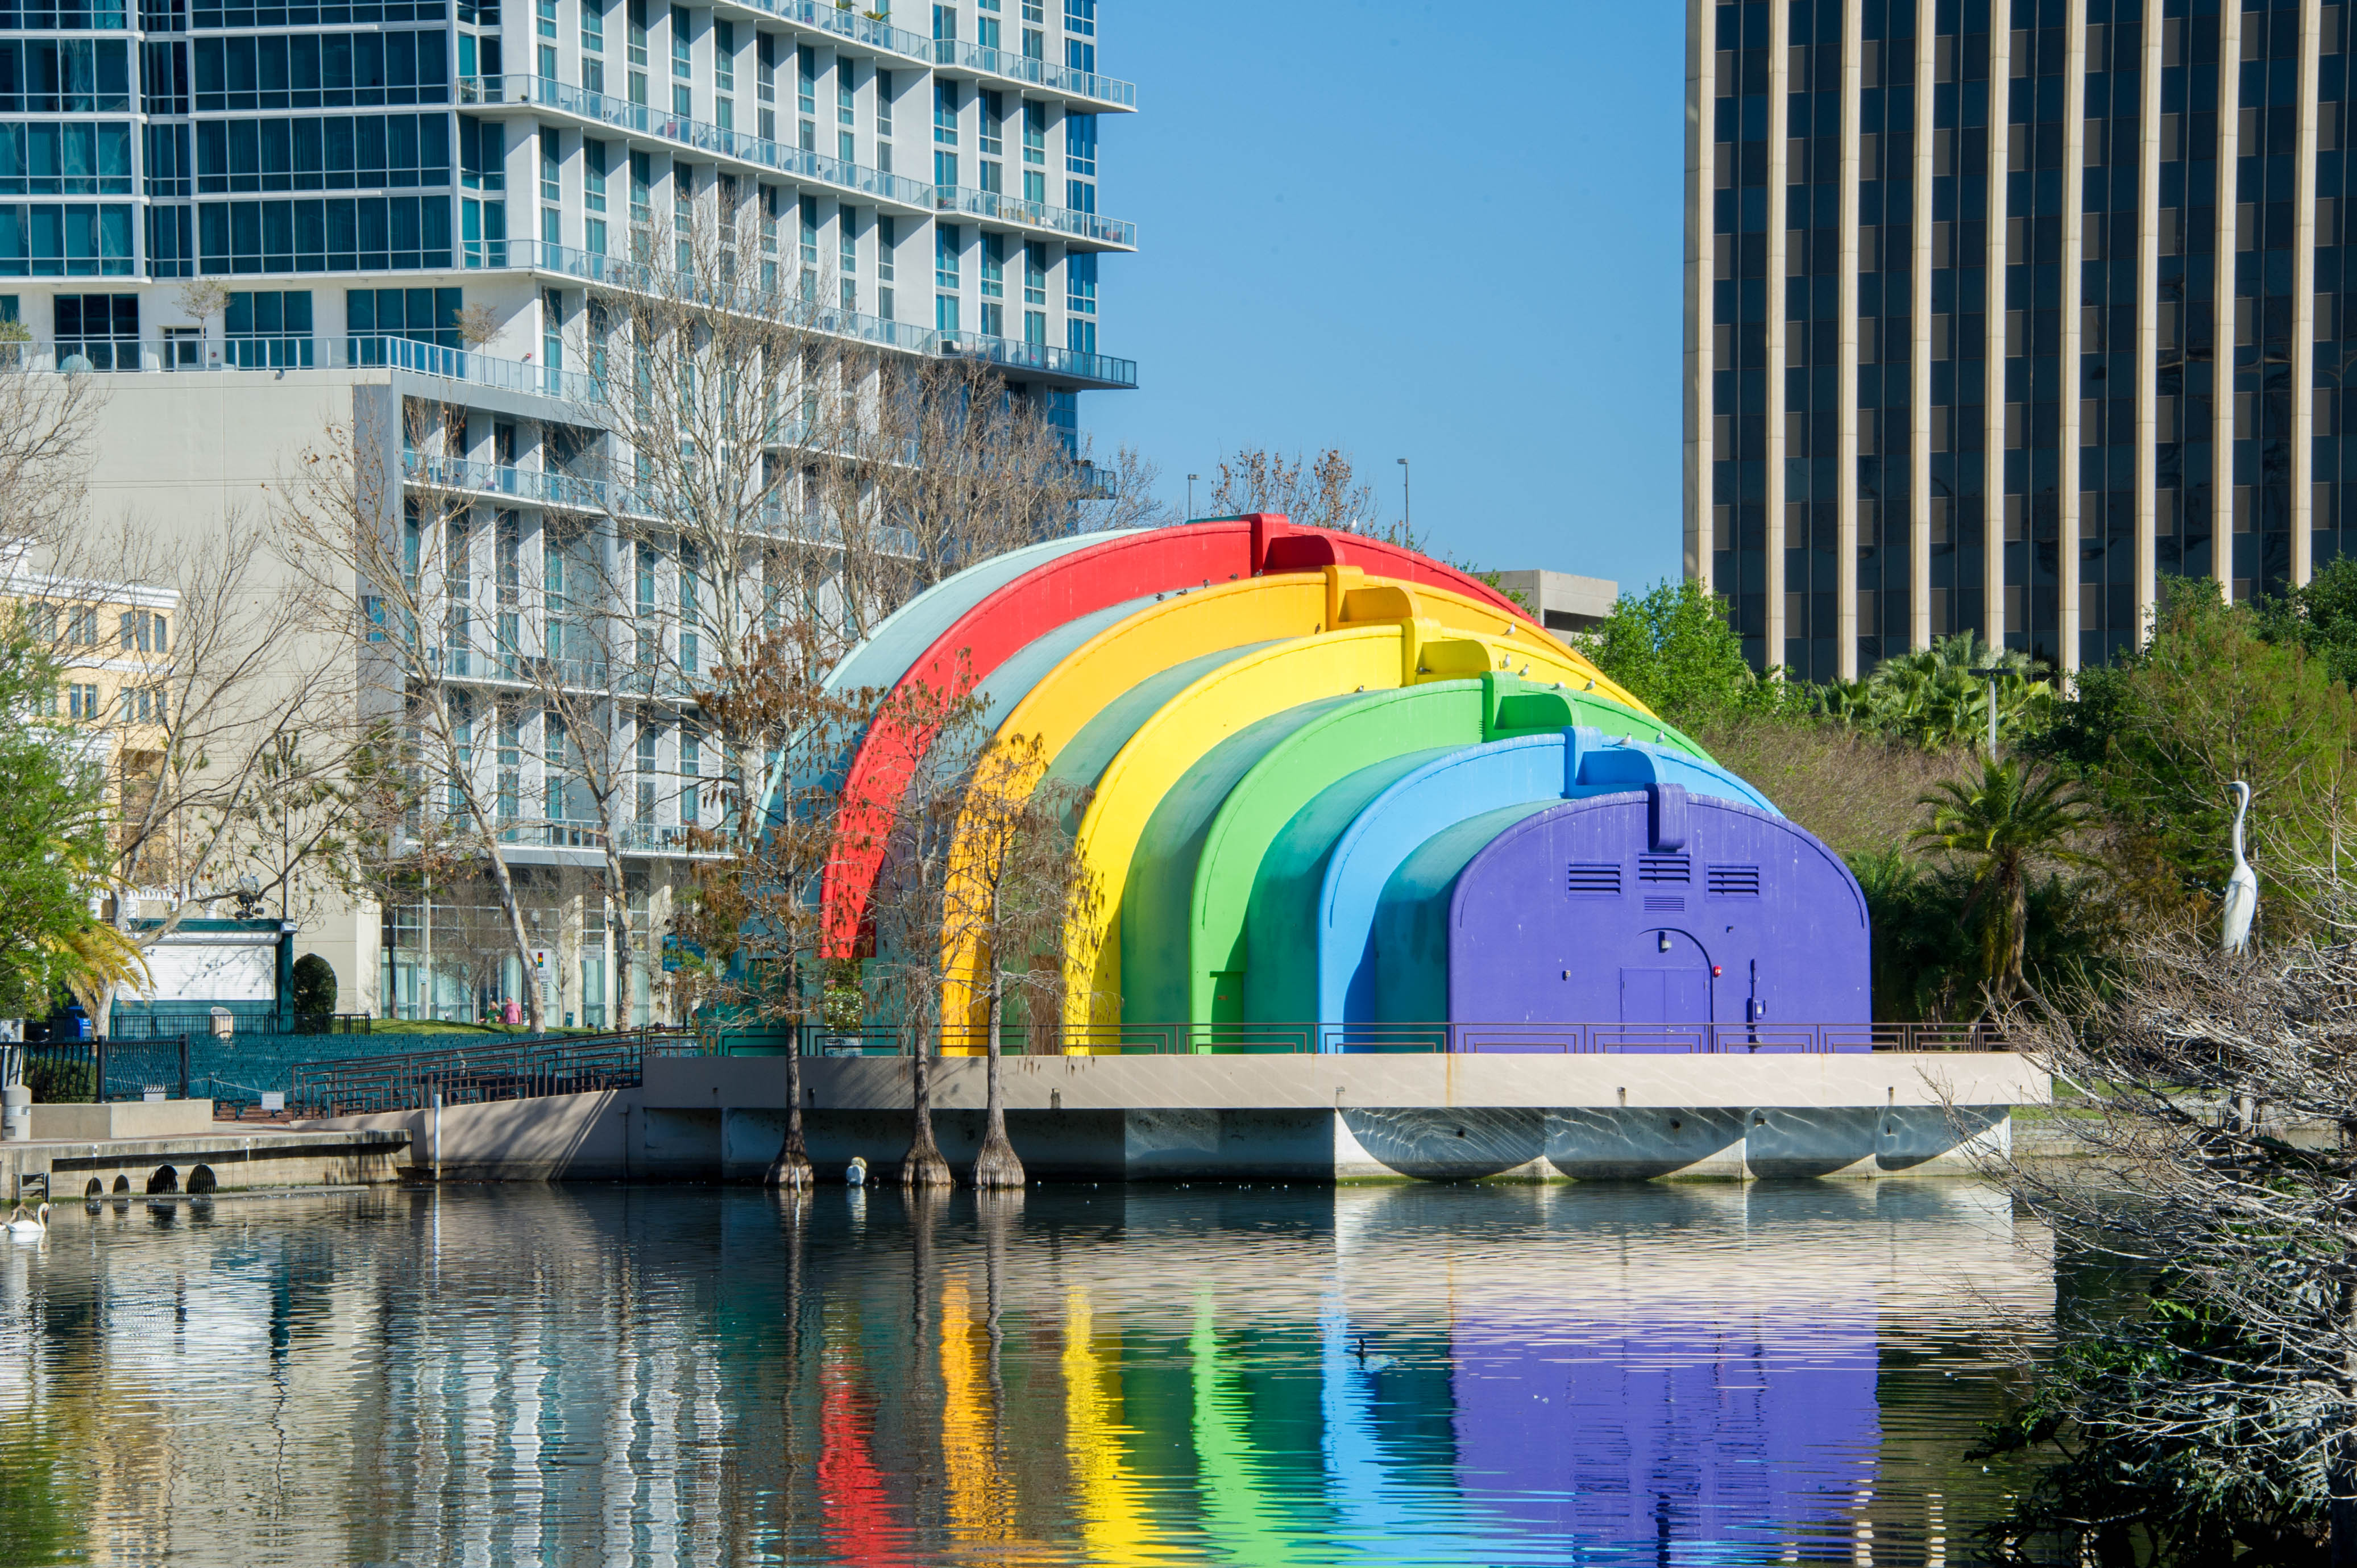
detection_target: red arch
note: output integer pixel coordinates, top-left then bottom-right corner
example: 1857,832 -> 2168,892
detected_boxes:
820,516 -> 1537,956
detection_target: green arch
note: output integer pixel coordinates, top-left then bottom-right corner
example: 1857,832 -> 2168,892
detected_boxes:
1197,673 -> 1684,1028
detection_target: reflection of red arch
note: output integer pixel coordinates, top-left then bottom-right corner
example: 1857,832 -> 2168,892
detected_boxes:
820,515 -> 1538,956
819,1362 -> 918,1568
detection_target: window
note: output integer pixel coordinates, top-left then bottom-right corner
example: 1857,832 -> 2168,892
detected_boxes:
223,288 -> 311,365
52,291 -> 136,368
935,149 -> 956,189
875,69 -> 891,135
1064,0 -> 1094,72
756,31 -> 774,100
140,39 -> 188,115
876,211 -> 894,318
976,7 -> 998,51
935,222 -> 958,288
796,44 -> 814,114
678,726 -> 699,826
1022,101 -> 1044,164
67,683 -> 100,720
931,2 -> 952,39
345,285 -> 461,352
0,124 -> 135,196
980,90 -> 1003,156
837,209 -> 855,309
117,609 -> 166,652
1024,307 -> 1044,344
184,32 -> 446,113
1065,112 -> 1095,174
669,2 -> 689,77
540,132 -> 559,202
460,117 -> 503,190
713,18 -> 732,90
0,39 -> 131,112
192,114 -> 452,194
583,137 -> 605,209
636,717 -> 657,823
799,192 -> 817,268
534,0 -> 553,36
629,148 -> 651,225
675,168 -> 692,268
1023,241 -> 1045,303
0,0 -> 127,23
980,231 -> 1002,300
1065,249 -> 1094,313
936,293 -> 957,331
837,65 -> 853,126
934,80 -> 957,145
118,685 -> 164,723
582,0 -> 602,53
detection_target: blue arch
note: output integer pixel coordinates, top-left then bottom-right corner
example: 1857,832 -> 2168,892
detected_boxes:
1315,729 -> 1779,1034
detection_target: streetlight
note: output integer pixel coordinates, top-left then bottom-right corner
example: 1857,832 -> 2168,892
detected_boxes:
1396,457 -> 1410,535
1968,665 -> 2007,759
1187,473 -> 1200,519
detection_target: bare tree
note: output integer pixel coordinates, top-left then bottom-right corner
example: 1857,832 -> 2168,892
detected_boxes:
1983,932 -> 2357,1563
940,743 -> 1098,1188
0,342 -> 103,559
689,618 -> 881,1189
1210,446 -> 1401,543
275,404 -> 553,1031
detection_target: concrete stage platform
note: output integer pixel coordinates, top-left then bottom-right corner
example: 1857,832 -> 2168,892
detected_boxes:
2,1100 -> 411,1206
294,1051 -> 2047,1184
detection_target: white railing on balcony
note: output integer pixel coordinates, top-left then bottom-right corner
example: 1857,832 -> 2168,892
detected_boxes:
932,182 -> 1134,248
930,38 -> 1136,110
460,75 -> 1133,247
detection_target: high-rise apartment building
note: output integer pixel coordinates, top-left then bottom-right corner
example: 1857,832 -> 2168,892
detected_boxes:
1,0 -> 1136,1023
1686,0 -> 2345,681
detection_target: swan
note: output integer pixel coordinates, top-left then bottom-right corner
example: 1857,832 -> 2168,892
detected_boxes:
6,1203 -> 49,1239
845,1156 -> 868,1188
2223,780 -> 2259,955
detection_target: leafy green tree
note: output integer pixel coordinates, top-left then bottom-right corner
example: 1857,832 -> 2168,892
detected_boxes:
1914,756 -> 2100,1000
0,609 -> 118,1019
2092,578 -> 2357,938
1575,579 -> 1804,729
2252,554 -> 2357,688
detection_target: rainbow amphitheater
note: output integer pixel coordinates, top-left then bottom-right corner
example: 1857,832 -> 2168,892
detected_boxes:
648,516 -> 2048,1184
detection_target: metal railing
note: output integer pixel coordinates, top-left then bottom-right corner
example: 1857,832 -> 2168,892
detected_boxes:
459,74 -> 934,210
690,1021 -> 2014,1057
22,1037 -> 193,1102
929,37 -> 1137,110
932,181 -> 1136,247
291,1029 -> 702,1116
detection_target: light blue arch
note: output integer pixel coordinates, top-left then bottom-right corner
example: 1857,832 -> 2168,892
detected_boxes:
1315,729 -> 1779,1033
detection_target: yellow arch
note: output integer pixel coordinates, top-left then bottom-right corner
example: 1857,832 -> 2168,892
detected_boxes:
1064,615 -> 1616,1029
939,568 -> 1649,1045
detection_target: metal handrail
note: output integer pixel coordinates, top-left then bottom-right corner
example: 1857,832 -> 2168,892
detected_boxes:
928,36 -> 1137,110
290,1028 -> 700,1116
690,1021 -> 2014,1057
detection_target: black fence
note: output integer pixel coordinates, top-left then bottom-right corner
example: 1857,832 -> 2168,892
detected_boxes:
291,1030 -> 700,1117
688,1020 -> 2014,1058
22,1038 -> 193,1103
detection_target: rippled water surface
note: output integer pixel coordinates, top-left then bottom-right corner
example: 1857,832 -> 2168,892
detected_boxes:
0,1182 -> 2054,1566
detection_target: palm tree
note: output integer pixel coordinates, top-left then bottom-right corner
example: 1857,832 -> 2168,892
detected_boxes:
1835,633 -> 2052,750
1914,756 -> 2099,1001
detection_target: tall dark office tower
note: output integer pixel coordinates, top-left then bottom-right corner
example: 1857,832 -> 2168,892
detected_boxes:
1687,0 -> 2338,680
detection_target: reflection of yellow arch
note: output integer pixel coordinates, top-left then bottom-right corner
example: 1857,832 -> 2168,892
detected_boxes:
1063,1288 -> 1161,1564
1067,616 -> 1617,1028
940,568 -> 1651,1042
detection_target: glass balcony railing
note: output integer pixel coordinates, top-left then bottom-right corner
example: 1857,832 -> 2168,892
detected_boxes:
931,38 -> 1136,110
460,75 -> 931,210
936,332 -> 1138,389
932,184 -> 1134,248
752,0 -> 931,64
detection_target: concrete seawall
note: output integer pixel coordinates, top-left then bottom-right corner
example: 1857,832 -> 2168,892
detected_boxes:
293,1051 -> 2047,1184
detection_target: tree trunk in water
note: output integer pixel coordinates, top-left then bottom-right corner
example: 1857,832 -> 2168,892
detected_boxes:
972,975 -> 1024,1188
766,1014 -> 814,1187
900,1024 -> 953,1188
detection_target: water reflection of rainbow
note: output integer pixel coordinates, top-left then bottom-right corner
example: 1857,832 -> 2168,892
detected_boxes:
816,1266 -> 1881,1563
813,516 -> 1870,1039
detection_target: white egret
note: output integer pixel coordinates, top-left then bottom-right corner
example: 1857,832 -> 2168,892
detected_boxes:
2223,780 -> 2259,955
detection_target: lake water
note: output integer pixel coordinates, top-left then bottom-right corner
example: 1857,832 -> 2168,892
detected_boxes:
0,1182 -> 2054,1566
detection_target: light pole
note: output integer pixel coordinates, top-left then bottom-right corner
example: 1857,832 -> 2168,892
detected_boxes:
1969,664 -> 2006,759
1187,473 -> 1200,519
1396,457 -> 1410,535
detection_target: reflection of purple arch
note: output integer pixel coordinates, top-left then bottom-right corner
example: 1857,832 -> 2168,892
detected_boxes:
1450,1318 -> 1881,1552
1428,790 -> 1869,1036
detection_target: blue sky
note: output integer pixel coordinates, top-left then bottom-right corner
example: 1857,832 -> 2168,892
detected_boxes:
1082,2 -> 1686,593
